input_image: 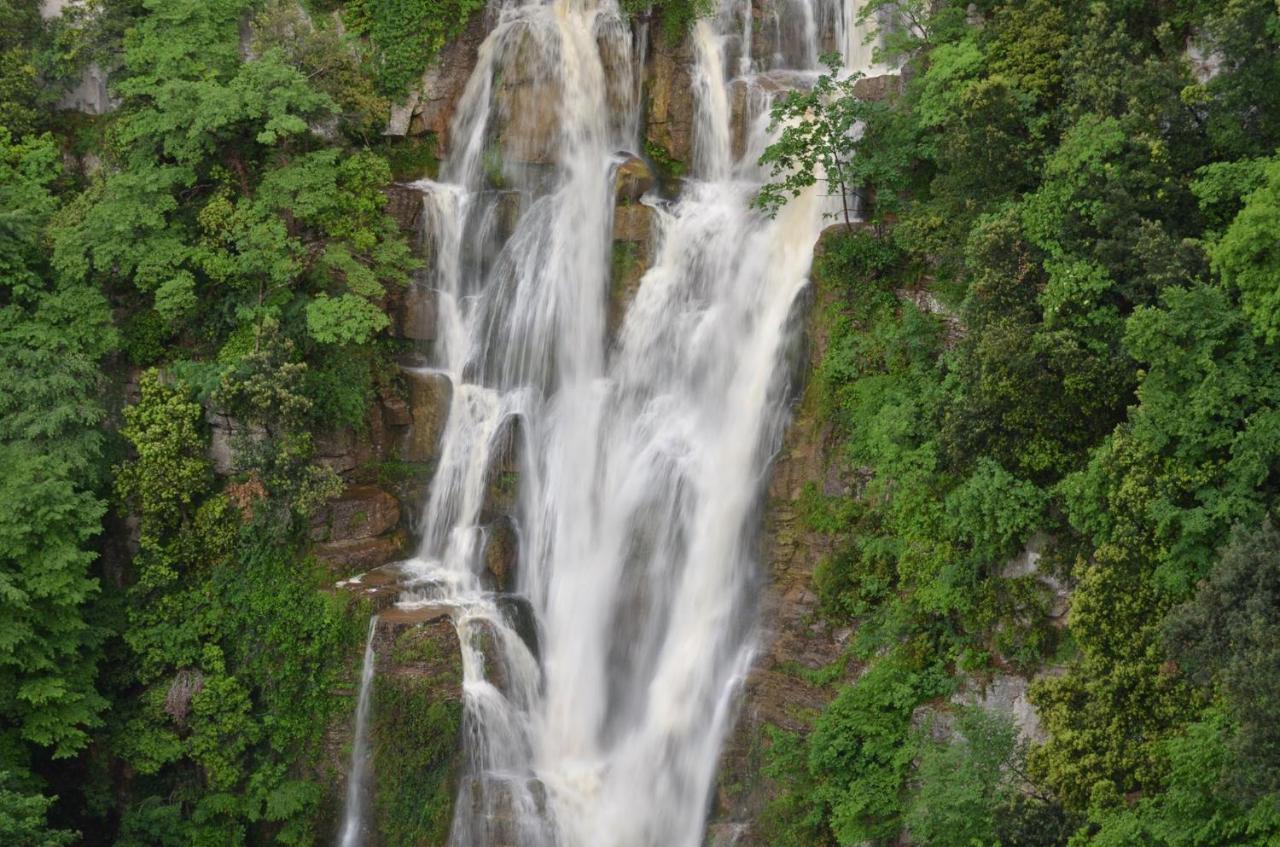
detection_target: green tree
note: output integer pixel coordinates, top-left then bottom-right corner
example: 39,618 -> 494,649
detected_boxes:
806,659 -> 949,844
341,0 -> 486,95
1212,156 -> 1280,344
0,93 -> 112,845
0,772 -> 74,847
1164,521 -> 1280,798
756,57 -> 886,229
0,0 -> 44,138
0,446 -> 107,758
905,707 -> 1074,847
1083,709 -> 1280,847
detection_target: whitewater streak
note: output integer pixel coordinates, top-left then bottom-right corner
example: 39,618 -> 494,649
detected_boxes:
344,1 -> 884,844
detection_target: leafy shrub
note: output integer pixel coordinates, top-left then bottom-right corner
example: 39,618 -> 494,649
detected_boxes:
343,0 -> 486,96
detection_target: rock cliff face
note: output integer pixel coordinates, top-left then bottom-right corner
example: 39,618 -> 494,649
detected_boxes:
707,224 -> 1062,845
609,156 -> 658,340
367,607 -> 466,846
644,35 -> 696,167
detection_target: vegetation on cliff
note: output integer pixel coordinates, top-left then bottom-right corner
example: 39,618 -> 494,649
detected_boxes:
0,0 -> 477,842
757,0 -> 1280,844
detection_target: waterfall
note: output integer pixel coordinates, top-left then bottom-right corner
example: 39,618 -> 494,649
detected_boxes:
337,618 -> 378,847
354,1 -> 885,844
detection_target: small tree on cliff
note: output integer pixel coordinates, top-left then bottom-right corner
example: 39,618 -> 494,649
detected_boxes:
754,56 -> 878,230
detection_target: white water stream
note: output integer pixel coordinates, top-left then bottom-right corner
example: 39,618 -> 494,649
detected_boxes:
338,618 -> 378,847
338,1 -> 884,844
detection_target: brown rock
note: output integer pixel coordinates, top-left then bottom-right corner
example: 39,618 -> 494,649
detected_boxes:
609,202 -> 657,340
311,484 -> 401,543
852,73 -> 903,102
381,390 -> 413,428
493,26 -> 562,166
400,285 -> 438,342
466,617 -> 510,694
403,370 -> 453,464
402,13 -> 488,151
482,516 -> 520,593
645,34 -> 695,167
383,183 -> 424,236
612,202 -> 656,243
334,564 -> 408,614
313,531 -> 408,578
609,239 -> 652,342
480,414 -> 523,523
314,428 -> 358,474
615,156 -> 655,203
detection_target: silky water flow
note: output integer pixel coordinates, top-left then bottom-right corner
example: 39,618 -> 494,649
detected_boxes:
337,1 -> 885,844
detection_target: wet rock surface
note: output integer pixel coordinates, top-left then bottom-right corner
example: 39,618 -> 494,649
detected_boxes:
482,515 -> 520,593
312,484 -> 401,540
615,155 -> 656,202
852,72 -> 903,102
644,33 -> 696,167
404,370 -> 453,466
398,285 -> 439,342
609,158 -> 659,341
372,607 -> 465,846
480,413 -> 523,524
315,534 -> 410,578
493,25 -> 564,167
384,183 -> 426,236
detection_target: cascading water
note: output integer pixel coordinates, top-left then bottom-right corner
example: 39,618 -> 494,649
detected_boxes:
340,1 -> 884,844
338,618 -> 378,847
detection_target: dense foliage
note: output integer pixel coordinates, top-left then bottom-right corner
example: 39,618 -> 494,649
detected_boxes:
758,0 -> 1280,844
0,0 -> 439,842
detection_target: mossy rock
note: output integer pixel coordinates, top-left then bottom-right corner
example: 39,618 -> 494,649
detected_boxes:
370,610 -> 465,845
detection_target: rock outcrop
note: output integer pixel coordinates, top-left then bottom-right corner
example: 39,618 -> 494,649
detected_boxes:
312,484 -> 409,576
403,371 -> 453,468
389,12 -> 489,147
479,413 -> 523,524
323,603 -> 464,846
492,25 -> 563,167
367,606 -> 465,846
609,157 -> 659,340
644,33 -> 696,169
853,72 -> 904,102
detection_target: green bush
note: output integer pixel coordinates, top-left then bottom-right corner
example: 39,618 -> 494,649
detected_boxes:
343,0 -> 486,96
